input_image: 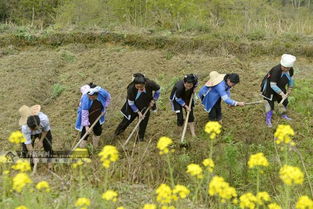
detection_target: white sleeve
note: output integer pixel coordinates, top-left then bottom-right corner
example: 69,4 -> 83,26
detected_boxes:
39,113 -> 51,132
21,126 -> 32,145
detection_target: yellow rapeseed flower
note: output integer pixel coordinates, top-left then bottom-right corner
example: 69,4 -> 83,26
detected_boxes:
268,203 -> 282,209
71,158 -> 91,169
0,155 -> 8,163
186,164 -> 203,179
102,190 -> 118,202
15,206 -> 28,209
208,176 -> 237,201
204,122 -> 222,140
36,181 -> 50,192
12,172 -> 32,192
274,125 -> 295,145
296,196 -> 313,209
248,153 -> 269,169
279,165 -> 304,185
116,207 -> 125,209
202,158 -> 214,172
75,197 -> 90,207
12,159 -> 31,172
173,184 -> 190,199
256,192 -> 271,205
98,145 -> 119,168
157,137 -> 173,155
8,131 -> 26,144
156,184 -> 173,204
143,204 -> 157,209
239,193 -> 257,209
161,206 -> 175,209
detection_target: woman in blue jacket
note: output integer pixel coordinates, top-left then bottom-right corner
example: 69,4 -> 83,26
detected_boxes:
198,71 -> 245,122
75,83 -> 111,148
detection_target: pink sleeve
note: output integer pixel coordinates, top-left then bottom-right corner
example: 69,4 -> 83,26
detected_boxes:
81,110 -> 90,126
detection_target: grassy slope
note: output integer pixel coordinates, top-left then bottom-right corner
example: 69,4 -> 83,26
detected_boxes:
0,40 -> 312,208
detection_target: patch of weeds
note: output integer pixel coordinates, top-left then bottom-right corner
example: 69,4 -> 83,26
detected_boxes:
14,27 -> 36,41
290,79 -> 313,117
163,51 -> 175,60
52,83 -> 65,98
246,30 -> 266,41
60,50 -> 76,63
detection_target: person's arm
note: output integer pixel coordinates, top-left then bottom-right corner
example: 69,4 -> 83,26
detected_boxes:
81,95 -> 91,131
127,87 -> 139,113
38,114 -> 50,145
150,80 -> 161,101
269,69 -> 284,95
104,91 -> 111,109
216,84 -> 238,106
22,126 -> 37,161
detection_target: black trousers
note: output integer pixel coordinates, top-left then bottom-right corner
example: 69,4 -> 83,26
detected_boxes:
81,121 -> 102,141
176,107 -> 195,126
21,130 -> 53,162
115,110 -> 151,140
209,98 -> 222,121
266,97 -> 289,111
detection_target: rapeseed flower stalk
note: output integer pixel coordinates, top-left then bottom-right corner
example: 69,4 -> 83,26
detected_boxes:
209,176 -> 237,205
296,196 -> 313,209
156,184 -> 173,204
279,165 -> 304,209
36,181 -> 50,192
8,131 -> 26,144
204,122 -> 221,158
248,153 -> 269,200
75,197 -> 90,208
15,206 -> 28,209
157,137 -> 174,155
157,137 -> 175,186
98,145 -> 119,169
202,158 -> 214,173
12,159 -> 31,172
239,193 -> 257,209
12,172 -> 32,192
274,125 -> 295,145
186,164 -> 203,179
102,190 -> 118,202
268,203 -> 282,209
186,164 -> 204,201
143,204 -> 157,209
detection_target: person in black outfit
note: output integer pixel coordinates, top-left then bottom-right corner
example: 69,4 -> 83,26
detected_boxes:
260,54 -> 296,127
114,73 -> 161,141
170,74 -> 198,137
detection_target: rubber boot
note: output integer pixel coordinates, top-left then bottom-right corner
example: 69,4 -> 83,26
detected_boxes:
188,122 -> 196,137
281,114 -> 292,120
266,111 -> 273,128
92,135 -> 100,148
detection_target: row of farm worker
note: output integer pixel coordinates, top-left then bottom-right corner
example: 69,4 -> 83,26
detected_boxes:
17,54 -> 296,166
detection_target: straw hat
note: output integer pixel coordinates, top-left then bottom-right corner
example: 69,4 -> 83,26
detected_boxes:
205,71 -> 226,87
280,54 -> 296,68
18,105 -> 41,126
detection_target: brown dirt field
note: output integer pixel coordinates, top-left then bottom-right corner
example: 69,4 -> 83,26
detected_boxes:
0,44 -> 311,147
